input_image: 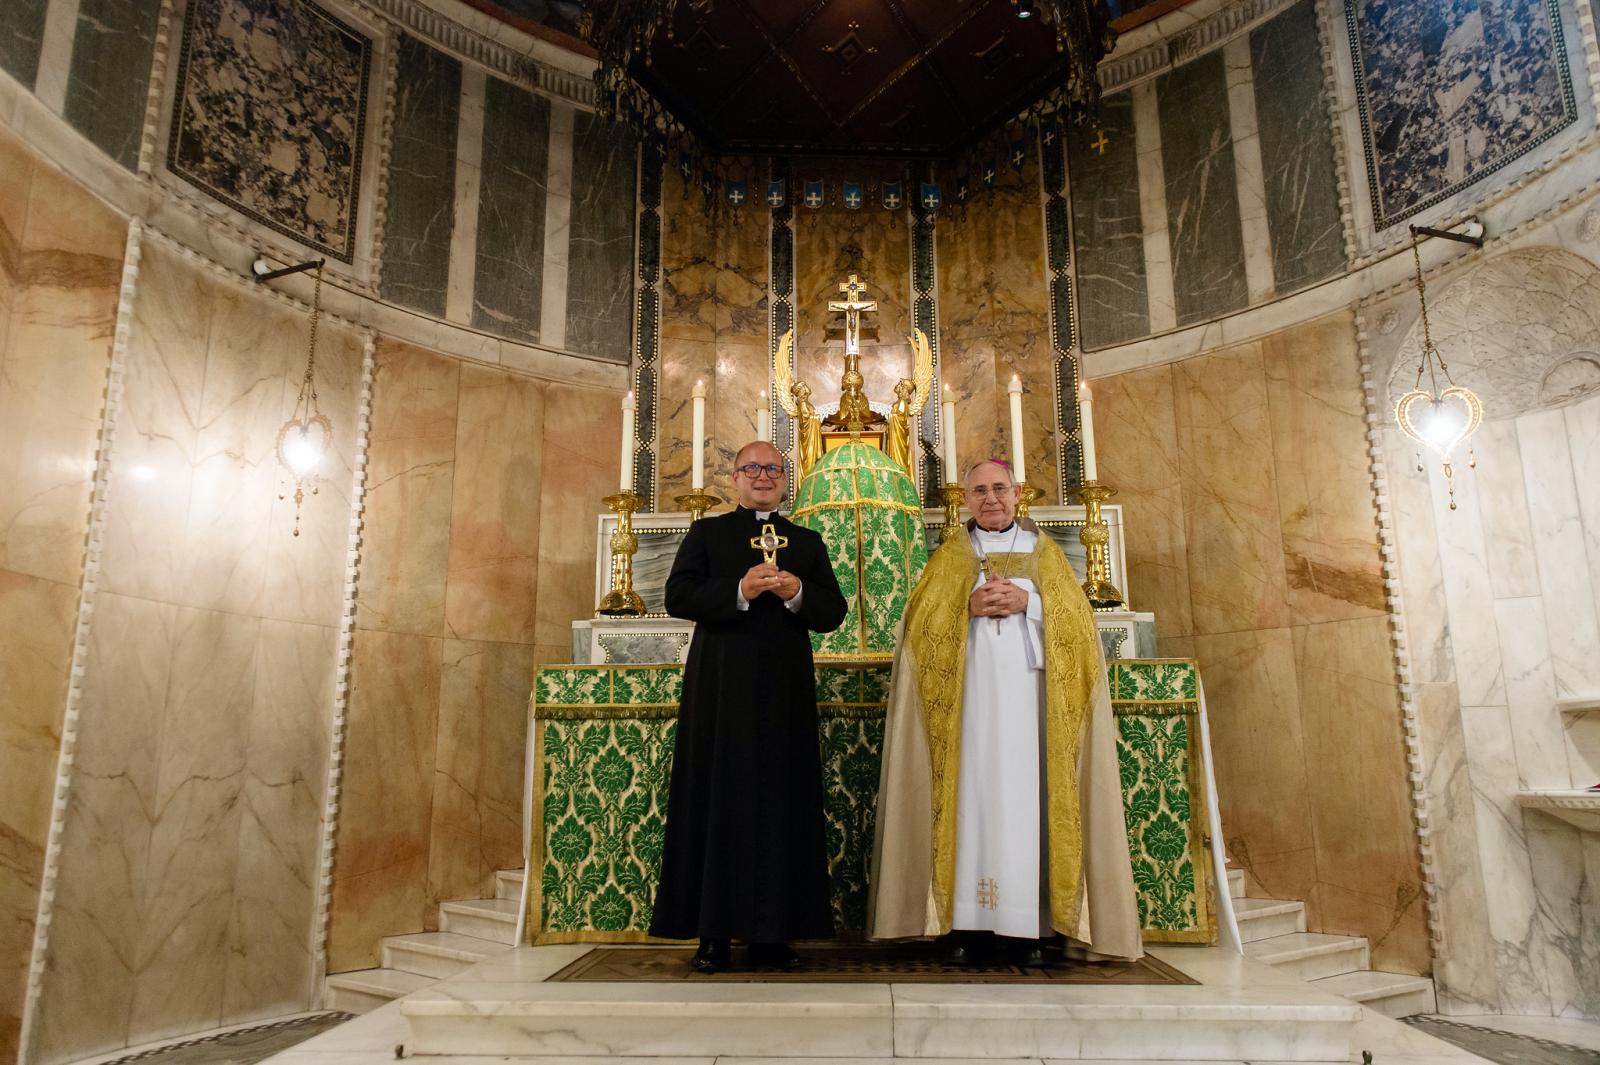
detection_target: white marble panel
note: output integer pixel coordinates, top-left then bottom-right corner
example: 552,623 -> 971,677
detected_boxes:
1382,428 -> 1454,686
1492,596 -> 1569,790
1132,81 -> 1178,334
1523,819 -> 1596,1018
1223,37 -> 1274,305
33,0 -> 79,113
1565,394 -> 1600,692
1471,419 -> 1540,599
400,982 -> 894,1058
1517,408 -> 1600,697
1428,450 -> 1505,707
1458,703 -> 1553,1016
1564,708 -> 1600,788
888,985 -> 1355,1061
445,66 -> 486,326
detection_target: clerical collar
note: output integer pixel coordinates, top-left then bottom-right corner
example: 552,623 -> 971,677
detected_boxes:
976,521 -> 1017,535
738,506 -> 777,520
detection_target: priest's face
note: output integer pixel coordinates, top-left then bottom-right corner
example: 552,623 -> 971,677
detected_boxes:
966,462 -> 1018,531
733,442 -> 786,511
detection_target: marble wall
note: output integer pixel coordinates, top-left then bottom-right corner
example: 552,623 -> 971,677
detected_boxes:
1363,243 -> 1600,1016
28,241 -> 365,1064
1093,308 -> 1431,976
936,152 -> 1059,498
0,129 -> 124,1063
656,161 -> 768,504
1069,0 -> 1345,350
327,339 -> 620,971
62,0 -> 161,170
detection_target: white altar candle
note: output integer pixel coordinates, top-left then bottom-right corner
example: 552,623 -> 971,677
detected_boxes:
757,390 -> 771,442
1008,374 -> 1027,483
691,379 -> 707,490
619,390 -> 635,491
942,386 -> 958,482
1079,381 -> 1098,482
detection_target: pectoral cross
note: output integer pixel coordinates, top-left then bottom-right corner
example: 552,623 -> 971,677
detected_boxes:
827,274 -> 877,356
751,523 -> 789,565
1090,128 -> 1109,156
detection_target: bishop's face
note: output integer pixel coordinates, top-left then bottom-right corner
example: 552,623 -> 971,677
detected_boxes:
733,443 -> 786,511
965,463 -> 1018,531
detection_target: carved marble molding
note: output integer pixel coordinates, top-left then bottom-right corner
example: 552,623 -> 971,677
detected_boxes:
1352,304 -> 1446,956
1098,0 -> 1300,95
1385,246 -> 1600,417
311,332 -> 378,995
18,220 -> 147,1062
1310,0 -> 1359,270
358,0 -> 595,107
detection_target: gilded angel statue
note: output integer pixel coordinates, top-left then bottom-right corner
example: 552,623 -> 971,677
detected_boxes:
885,328 -> 935,478
773,330 -> 825,475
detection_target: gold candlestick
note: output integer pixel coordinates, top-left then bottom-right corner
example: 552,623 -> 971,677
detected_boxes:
597,489 -> 646,616
1015,481 -> 1041,518
674,491 -> 720,522
940,483 -> 965,544
1070,481 -> 1125,608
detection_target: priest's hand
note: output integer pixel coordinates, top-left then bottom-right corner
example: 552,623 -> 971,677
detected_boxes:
969,578 -> 1028,618
741,563 -> 783,600
772,570 -> 801,600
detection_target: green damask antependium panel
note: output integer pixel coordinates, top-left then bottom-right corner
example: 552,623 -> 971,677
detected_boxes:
531,661 -> 1214,944
791,442 -> 927,661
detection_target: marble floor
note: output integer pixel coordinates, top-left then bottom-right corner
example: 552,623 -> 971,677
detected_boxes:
260,944 -> 1499,1065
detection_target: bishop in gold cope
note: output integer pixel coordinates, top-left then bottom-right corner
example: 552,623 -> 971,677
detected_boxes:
868,459 -> 1143,967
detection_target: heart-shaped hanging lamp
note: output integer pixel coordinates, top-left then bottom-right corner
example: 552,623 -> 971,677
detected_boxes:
275,264 -> 330,536
1397,233 -> 1483,510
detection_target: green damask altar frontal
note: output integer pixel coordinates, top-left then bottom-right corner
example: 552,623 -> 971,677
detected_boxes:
529,660 -> 1216,945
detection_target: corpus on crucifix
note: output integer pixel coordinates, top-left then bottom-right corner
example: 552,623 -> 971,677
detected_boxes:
823,274 -> 879,433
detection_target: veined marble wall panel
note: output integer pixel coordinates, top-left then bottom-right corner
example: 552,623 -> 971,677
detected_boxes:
357,340 -> 458,635
33,244 -> 359,1061
1097,311 -> 1427,974
444,364 -> 544,644
1091,362 -> 1193,636
168,0 -> 370,259
62,0 -> 159,169
1067,90 -> 1149,349
1346,0 -> 1577,230
1249,0 -> 1345,292
380,35 -> 461,318
1157,49 -> 1249,327
470,75 -> 550,343
0,136 -> 122,1061
0,0 -> 46,88
533,383 -> 622,665
657,163 -> 770,503
565,112 -> 636,361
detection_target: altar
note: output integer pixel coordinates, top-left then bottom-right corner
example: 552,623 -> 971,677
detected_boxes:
519,275 -> 1234,955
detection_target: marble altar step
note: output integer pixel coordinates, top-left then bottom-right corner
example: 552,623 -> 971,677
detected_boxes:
384,931 -> 507,979
397,978 -> 1360,1061
496,868 -> 524,900
1243,931 -> 1370,981
325,968 -> 434,1013
439,897 -> 521,943
1310,969 -> 1437,1019
1232,897 -> 1306,942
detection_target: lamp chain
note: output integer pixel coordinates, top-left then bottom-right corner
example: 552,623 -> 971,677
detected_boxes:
298,263 -> 322,413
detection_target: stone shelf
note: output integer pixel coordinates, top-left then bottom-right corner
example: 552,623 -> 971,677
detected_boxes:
1517,790 -> 1600,831
1557,695 -> 1600,713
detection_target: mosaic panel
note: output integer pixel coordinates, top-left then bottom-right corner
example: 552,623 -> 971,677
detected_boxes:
633,142 -> 663,509
909,179 -> 944,502
1346,0 -> 1577,229
168,0 -> 370,259
1043,115 -> 1085,494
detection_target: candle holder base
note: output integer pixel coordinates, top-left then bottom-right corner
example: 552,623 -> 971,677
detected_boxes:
1016,482 -> 1041,518
1070,480 -> 1126,610
940,483 -> 965,544
597,490 -> 647,618
674,491 -> 721,522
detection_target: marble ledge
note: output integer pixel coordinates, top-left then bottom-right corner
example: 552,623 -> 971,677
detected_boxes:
1517,789 -> 1600,831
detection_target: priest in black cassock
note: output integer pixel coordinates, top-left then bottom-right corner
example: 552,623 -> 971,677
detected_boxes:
648,440 -> 848,973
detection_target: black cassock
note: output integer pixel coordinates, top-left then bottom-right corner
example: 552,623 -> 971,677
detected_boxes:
648,506 -> 849,942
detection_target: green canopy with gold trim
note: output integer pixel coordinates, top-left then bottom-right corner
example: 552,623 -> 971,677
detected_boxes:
791,441 -> 927,661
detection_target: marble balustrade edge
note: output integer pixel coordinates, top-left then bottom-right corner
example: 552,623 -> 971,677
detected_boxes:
17,218 -> 144,1065
309,333 -> 380,1009
1350,304 -> 1443,960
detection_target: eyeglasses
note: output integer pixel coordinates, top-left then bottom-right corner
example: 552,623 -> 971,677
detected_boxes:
735,463 -> 785,479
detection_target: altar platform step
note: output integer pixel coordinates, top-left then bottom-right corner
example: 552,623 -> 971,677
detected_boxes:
393,944 -> 1360,1062
1227,872 -> 1436,1018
